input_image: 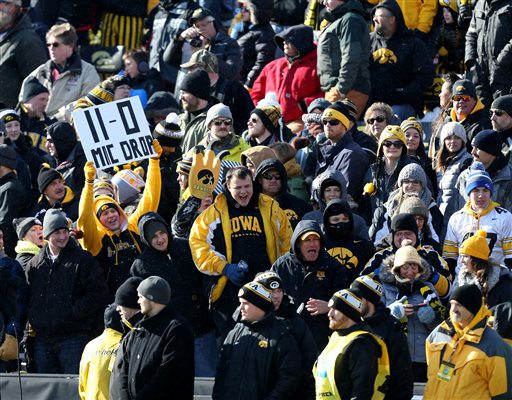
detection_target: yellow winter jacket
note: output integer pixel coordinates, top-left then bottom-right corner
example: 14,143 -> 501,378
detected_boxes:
189,192 -> 292,302
368,0 -> 437,34
77,157 -> 161,256
424,305 -> 512,399
79,328 -> 123,400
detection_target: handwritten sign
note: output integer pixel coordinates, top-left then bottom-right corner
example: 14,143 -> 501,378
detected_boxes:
72,97 -> 155,169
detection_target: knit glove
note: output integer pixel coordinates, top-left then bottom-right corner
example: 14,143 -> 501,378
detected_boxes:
388,296 -> 407,320
151,139 -> 163,159
0,334 -> 18,361
223,261 -> 249,286
84,161 -> 97,182
417,306 -> 436,325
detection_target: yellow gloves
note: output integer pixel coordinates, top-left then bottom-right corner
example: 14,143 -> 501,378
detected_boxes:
188,149 -> 221,200
0,334 -> 18,361
151,139 -> 163,159
84,161 -> 97,182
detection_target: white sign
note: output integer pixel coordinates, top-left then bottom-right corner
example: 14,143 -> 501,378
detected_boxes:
72,97 -> 156,170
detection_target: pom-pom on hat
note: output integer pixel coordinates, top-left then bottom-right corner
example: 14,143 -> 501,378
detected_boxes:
460,230 -> 490,261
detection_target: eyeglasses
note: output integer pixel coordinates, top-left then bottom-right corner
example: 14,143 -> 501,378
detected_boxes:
212,119 -> 232,126
262,173 -> 281,181
321,119 -> 341,126
402,179 -> 420,185
490,109 -> 506,117
366,116 -> 386,124
382,141 -> 402,148
249,117 -> 259,124
452,95 -> 472,102
46,42 -> 61,48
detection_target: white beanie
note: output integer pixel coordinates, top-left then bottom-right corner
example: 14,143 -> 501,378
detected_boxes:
439,121 -> 467,145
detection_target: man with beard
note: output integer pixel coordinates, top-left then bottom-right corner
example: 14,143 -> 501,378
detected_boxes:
178,69 -> 215,154
322,199 -> 375,284
0,0 -> 47,108
271,220 -> 349,349
190,166 -> 292,339
490,95 -> 512,162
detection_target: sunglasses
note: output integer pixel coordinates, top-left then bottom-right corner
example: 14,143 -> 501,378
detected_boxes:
262,173 -> 281,181
46,42 -> 61,48
249,117 -> 259,124
212,119 -> 232,126
46,137 -> 54,143
366,116 -> 386,124
321,119 -> 341,126
382,141 -> 402,148
452,95 -> 472,102
490,109 -> 506,117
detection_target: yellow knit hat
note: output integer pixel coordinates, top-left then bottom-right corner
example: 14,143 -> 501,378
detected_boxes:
460,230 -> 490,261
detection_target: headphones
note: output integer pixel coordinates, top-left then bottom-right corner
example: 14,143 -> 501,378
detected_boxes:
137,60 -> 149,74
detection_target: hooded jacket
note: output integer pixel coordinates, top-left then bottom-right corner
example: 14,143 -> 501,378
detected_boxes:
254,159 -> 312,229
303,170 -> 370,240
251,24 -> 323,123
367,0 -> 437,34
369,0 -> 434,110
271,220 -> 349,349
317,0 -> 371,95
380,253 -> 444,363
77,157 -> 161,297
213,311 -> 301,400
0,13 -> 48,108
450,99 -> 492,150
237,0 -> 277,87
14,240 -> 41,271
322,199 -> 375,282
114,305 -> 195,400
424,304 -> 512,399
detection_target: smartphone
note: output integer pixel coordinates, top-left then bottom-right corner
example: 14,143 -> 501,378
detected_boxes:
412,303 -> 427,311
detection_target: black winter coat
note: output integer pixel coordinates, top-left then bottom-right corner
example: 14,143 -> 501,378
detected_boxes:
213,312 -> 301,400
115,305 -> 195,400
25,239 -> 108,338
271,220 -> 350,350
364,303 -> 414,400
0,172 -> 28,258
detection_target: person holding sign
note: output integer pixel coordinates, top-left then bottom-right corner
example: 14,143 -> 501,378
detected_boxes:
424,284 -> 512,399
190,164 -> 292,340
77,139 -> 162,299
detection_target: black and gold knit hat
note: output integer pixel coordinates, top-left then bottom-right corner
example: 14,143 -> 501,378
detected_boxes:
251,105 -> 282,135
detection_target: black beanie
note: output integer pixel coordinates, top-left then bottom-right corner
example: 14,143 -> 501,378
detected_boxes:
472,129 -> 503,156
42,208 -> 69,239
115,277 -> 143,308
0,109 -> 20,125
104,303 -> 123,333
21,77 -> 49,102
38,164 -> 63,193
144,220 -> 169,244
491,94 -> 512,117
450,284 -> 483,316
350,275 -> 383,305
13,217 -> 42,240
179,70 -> 211,101
328,289 -> 363,323
0,144 -> 18,170
45,121 -> 77,161
320,178 -> 341,196
238,281 -> 273,312
138,276 -> 171,305
152,112 -> 184,147
255,271 -> 283,290
391,213 -> 419,237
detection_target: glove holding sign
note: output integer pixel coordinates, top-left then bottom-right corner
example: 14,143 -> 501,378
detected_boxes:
188,148 -> 221,200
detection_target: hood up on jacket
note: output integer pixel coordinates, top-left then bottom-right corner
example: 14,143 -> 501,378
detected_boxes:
371,0 -> 408,38
311,170 -> 348,209
137,211 -> 172,249
254,158 -> 288,196
240,145 -> 277,173
248,0 -> 273,25
379,252 -> 431,286
93,195 -> 129,235
45,121 -> 77,162
290,219 -> 324,255
274,24 -> 315,57
323,198 -> 354,238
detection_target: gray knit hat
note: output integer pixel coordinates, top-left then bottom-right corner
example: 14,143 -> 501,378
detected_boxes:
206,103 -> 232,128
398,195 -> 429,219
0,145 -> 17,170
43,208 -> 69,239
138,276 -> 171,305
439,121 -> 467,145
397,163 -> 427,189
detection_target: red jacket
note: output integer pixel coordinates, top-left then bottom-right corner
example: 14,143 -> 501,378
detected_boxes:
251,50 -> 324,123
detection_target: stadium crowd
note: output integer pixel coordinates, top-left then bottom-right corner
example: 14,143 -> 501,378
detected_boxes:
1,0 -> 512,398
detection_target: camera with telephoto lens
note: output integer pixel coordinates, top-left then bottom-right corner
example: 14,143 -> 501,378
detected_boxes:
188,37 -> 203,48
